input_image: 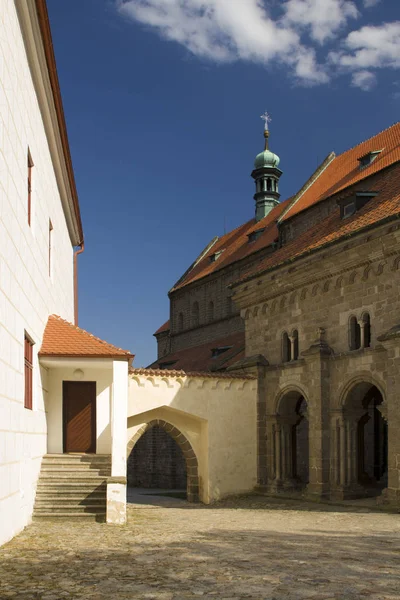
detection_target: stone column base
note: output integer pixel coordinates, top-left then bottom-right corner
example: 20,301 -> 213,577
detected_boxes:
107,477 -> 127,525
329,483 -> 366,501
305,482 -> 330,501
386,487 -> 400,507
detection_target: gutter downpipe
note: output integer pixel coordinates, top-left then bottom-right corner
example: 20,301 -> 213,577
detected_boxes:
74,243 -> 84,325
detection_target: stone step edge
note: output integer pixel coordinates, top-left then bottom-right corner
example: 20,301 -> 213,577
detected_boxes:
32,512 -> 106,521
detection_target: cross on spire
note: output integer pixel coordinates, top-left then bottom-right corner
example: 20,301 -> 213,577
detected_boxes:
260,111 -> 272,131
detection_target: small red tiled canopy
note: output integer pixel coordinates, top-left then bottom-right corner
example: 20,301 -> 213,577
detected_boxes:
39,315 -> 134,360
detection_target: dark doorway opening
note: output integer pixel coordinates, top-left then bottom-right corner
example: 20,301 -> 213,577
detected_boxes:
127,426 -> 187,494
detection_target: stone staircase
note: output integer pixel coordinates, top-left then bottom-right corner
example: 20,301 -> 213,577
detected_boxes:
33,454 -> 111,521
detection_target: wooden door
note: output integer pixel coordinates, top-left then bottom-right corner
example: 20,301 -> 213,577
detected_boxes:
63,381 -> 96,453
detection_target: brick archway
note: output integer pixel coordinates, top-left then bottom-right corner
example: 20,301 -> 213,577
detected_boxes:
127,419 -> 199,502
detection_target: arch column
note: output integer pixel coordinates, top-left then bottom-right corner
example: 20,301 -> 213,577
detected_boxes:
330,408 -> 364,500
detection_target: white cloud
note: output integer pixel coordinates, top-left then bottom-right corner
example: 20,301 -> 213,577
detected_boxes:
283,0 -> 358,44
117,1 -> 400,89
117,0 -> 328,83
330,22 -> 400,69
363,0 -> 381,7
351,70 -> 376,90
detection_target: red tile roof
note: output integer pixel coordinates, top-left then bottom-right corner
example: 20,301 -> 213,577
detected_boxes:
130,367 -> 254,380
171,200 -> 290,291
281,122 -> 400,222
148,331 -> 245,372
154,320 -> 170,336
235,162 -> 400,286
39,315 -> 134,359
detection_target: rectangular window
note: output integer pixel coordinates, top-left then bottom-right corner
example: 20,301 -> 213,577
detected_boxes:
49,219 -> 53,277
27,149 -> 34,226
24,335 -> 34,410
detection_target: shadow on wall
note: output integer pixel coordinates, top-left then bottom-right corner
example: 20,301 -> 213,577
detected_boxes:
1,522 -> 399,597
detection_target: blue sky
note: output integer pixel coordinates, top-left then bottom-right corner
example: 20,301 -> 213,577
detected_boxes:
47,0 -> 399,367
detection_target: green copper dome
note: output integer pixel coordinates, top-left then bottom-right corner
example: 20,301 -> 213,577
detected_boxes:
254,148 -> 280,169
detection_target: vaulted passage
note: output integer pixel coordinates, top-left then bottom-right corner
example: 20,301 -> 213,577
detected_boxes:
332,382 -> 388,499
127,426 -> 187,490
271,390 -> 309,491
127,420 -> 199,502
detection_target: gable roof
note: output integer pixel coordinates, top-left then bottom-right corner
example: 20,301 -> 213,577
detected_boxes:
148,331 -> 245,372
171,200 -> 290,292
234,161 -> 400,287
39,315 -> 134,359
280,122 -> 400,222
154,320 -> 170,336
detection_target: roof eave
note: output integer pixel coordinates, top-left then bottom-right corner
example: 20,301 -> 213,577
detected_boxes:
231,211 -> 400,289
16,0 -> 84,245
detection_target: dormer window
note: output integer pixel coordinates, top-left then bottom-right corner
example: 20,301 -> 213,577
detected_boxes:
247,228 -> 265,243
342,201 -> 356,219
209,250 -> 224,263
338,191 -> 378,219
211,346 -> 232,358
358,150 -> 382,169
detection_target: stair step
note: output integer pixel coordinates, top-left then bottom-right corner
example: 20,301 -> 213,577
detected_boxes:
33,512 -> 105,520
35,497 -> 105,505
34,454 -> 111,520
34,504 -> 105,512
39,473 -> 108,480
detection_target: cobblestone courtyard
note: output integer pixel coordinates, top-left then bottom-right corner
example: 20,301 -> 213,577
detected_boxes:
1,496 -> 399,600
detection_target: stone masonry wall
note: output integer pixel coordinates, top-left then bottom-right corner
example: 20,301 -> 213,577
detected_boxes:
127,426 -> 187,489
167,246 -> 276,355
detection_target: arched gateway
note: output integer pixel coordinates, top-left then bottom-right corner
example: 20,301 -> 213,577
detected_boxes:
127,419 -> 199,502
333,379 -> 388,498
269,387 -> 310,490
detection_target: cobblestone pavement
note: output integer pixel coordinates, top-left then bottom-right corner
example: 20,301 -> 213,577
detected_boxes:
1,495 -> 400,600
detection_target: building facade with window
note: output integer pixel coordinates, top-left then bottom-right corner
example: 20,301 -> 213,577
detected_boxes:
152,122 -> 400,506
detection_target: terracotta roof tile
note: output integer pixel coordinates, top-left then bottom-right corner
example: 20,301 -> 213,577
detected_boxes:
281,122 -> 400,222
154,320 -> 170,336
130,367 -> 254,380
39,315 -> 134,359
148,332 -> 245,372
171,200 -> 290,291
234,162 -> 400,286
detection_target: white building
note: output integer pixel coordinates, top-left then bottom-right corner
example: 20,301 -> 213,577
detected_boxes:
0,0 -> 132,545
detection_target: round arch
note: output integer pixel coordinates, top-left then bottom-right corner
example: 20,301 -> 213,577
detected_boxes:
274,383 -> 309,415
127,419 -> 199,502
338,372 -> 386,410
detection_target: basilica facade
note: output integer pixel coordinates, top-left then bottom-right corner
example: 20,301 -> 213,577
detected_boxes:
152,121 -> 400,505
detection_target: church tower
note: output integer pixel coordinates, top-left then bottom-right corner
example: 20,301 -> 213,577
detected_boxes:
252,113 -> 282,222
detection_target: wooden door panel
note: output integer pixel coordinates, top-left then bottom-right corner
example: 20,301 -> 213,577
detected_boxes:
63,382 -> 96,453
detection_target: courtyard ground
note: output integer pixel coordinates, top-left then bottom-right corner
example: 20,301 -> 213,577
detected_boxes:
0,495 -> 399,600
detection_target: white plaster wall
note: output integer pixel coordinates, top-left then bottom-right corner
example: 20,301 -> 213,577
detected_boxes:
46,366 -> 113,454
0,3 -> 75,545
128,375 -> 257,503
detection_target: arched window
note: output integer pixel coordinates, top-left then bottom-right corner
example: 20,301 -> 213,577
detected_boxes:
349,316 -> 361,350
282,331 -> 290,363
362,313 -> 371,348
178,312 -> 184,332
208,301 -> 214,322
267,178 -> 272,191
292,329 -> 299,360
191,302 -> 199,328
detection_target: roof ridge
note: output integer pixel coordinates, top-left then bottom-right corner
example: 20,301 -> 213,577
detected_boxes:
49,314 -> 132,355
336,121 -> 400,159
